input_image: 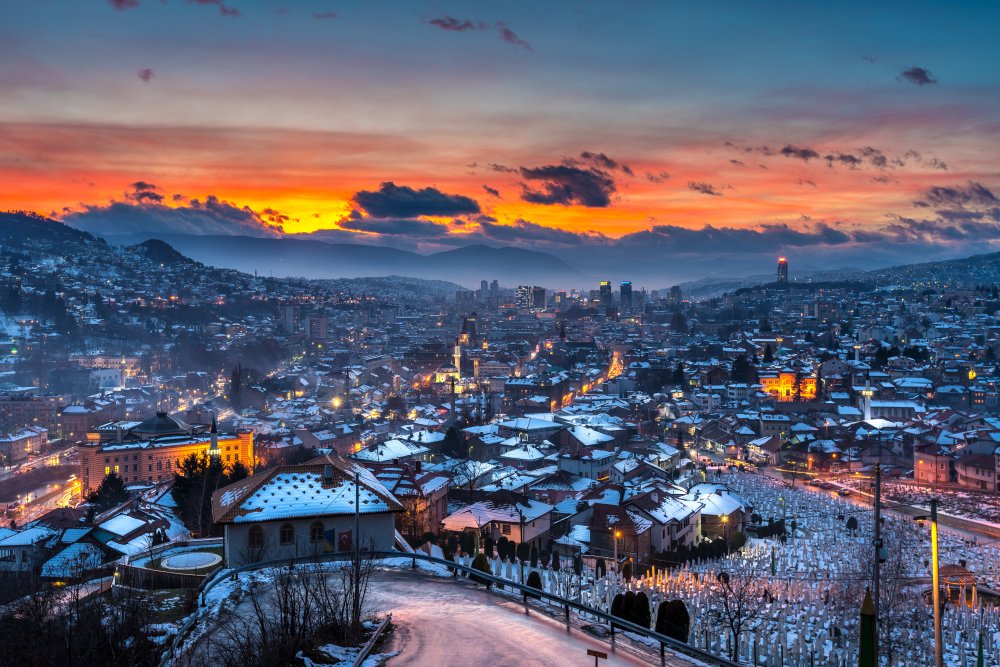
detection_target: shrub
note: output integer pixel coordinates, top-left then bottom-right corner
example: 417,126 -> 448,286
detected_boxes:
552,551 -> 560,572
655,599 -> 690,643
497,535 -> 509,559
471,553 -> 492,589
540,550 -> 550,568
529,544 -> 538,568
610,593 -> 625,627
484,536 -> 495,558
622,591 -> 636,623
631,591 -> 651,629
518,542 -> 530,563
596,558 -> 607,578
572,553 -> 582,576
525,570 -> 542,599
621,561 -> 633,582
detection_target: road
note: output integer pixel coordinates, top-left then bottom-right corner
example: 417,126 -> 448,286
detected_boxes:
370,570 -> 690,667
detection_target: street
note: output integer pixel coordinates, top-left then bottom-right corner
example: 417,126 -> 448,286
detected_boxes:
369,569 -> 689,667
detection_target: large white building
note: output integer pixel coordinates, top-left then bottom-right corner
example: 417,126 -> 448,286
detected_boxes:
212,458 -> 403,567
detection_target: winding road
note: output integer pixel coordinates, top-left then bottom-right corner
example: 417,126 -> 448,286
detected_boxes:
369,570 -> 695,667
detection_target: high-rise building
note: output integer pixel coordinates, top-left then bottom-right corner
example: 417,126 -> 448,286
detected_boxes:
669,285 -> 682,306
516,285 -> 532,309
531,286 -> 546,309
553,291 -> 567,309
480,280 -> 489,302
280,303 -> 301,335
599,281 -> 612,309
304,315 -> 328,341
619,281 -> 632,312
777,256 -> 789,284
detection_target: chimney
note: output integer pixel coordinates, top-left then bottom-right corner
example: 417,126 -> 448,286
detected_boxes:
651,491 -> 658,503
323,464 -> 333,484
415,460 -> 422,474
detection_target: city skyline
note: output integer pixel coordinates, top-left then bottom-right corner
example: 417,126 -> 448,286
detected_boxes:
3,1 -> 1000,280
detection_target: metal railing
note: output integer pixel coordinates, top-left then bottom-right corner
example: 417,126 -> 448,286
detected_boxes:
170,549 -> 740,667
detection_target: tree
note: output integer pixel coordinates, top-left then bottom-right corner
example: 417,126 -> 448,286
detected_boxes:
670,310 -> 688,334
621,591 -> 636,623
551,550 -> 560,572
709,568 -> 773,660
529,544 -> 538,568
671,362 -> 685,386
87,472 -> 130,511
610,593 -> 626,628
441,426 -> 465,459
762,345 -> 774,364
656,599 -> 690,643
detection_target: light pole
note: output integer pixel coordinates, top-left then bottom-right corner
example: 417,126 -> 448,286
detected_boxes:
517,506 -> 525,584
721,515 -> 730,545
613,529 -> 621,575
915,499 -> 943,667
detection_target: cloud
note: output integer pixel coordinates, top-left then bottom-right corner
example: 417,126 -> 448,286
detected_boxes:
352,182 -> 481,218
124,181 -> 163,203
426,16 -> 531,50
914,181 -> 999,209
519,164 -> 616,207
137,68 -> 154,82
578,151 -> 633,176
191,0 -> 240,17
898,67 -> 937,86
496,24 -> 532,51
339,216 -> 451,237
645,170 -> 671,183
488,163 -> 517,173
314,12 -> 338,19
63,195 -> 283,237
482,185 -> 501,198
687,181 -> 723,196
478,218 -> 602,246
108,0 -> 139,9
779,145 -> 820,161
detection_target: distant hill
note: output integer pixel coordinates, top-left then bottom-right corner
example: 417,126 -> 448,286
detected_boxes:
97,233 -> 584,288
0,210 -> 103,250
128,239 -> 197,266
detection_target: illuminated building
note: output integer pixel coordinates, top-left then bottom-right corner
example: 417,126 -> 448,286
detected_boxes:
531,286 -> 546,309
777,256 -> 789,284
515,285 -> 532,309
760,370 -> 816,402
79,412 -> 254,493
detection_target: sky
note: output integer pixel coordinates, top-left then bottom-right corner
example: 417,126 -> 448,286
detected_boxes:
3,1 -> 1000,281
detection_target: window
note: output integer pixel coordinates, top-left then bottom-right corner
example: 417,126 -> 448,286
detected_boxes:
105,466 -> 110,476
248,525 -> 264,548
280,523 -> 295,545
501,523 -> 511,535
310,521 -> 325,543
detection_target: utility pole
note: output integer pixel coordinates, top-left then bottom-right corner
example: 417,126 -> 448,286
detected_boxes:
873,462 -> 882,660
931,498 -> 943,667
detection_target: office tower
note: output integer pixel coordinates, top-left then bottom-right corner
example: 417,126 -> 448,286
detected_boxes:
599,280 -> 612,309
280,303 -> 300,335
777,256 -> 789,284
620,281 -> 632,312
531,286 -> 546,309
669,285 -> 682,306
516,285 -> 532,309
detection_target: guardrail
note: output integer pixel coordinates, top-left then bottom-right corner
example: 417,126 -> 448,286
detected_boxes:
170,549 -> 740,667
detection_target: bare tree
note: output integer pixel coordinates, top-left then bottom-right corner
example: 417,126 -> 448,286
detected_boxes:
708,567 -> 773,660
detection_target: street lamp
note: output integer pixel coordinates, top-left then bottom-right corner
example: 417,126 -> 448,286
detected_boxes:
721,515 -> 730,544
613,529 -> 622,575
915,499 -> 943,667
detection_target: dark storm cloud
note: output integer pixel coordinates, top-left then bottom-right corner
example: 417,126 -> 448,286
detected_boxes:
124,181 -> 163,203
352,182 -> 481,218
63,195 -> 282,237
482,185 -> 501,198
779,145 -> 820,161
824,152 -> 862,169
137,68 -> 154,82
519,164 -> 616,207
898,67 -> 937,86
687,181 -> 723,196
615,222 -> 855,254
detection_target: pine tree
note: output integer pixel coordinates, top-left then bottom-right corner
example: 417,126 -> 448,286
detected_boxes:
88,472 -> 130,511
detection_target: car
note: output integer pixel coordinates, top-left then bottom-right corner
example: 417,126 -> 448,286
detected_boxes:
837,488 -> 852,497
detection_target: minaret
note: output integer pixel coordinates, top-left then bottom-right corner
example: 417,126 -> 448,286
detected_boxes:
862,380 -> 873,422
209,411 -> 219,456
